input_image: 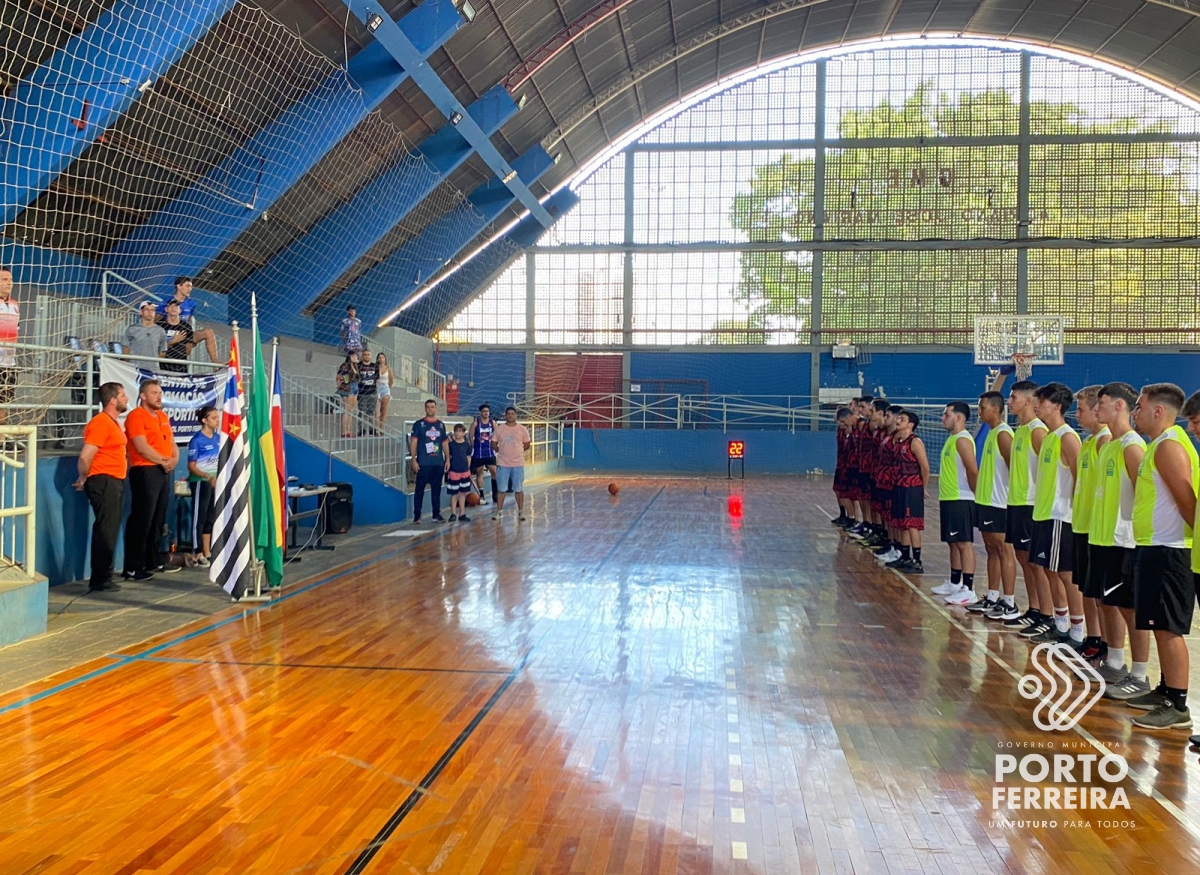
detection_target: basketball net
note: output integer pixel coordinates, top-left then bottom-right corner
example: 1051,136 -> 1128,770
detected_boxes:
1011,352 -> 1035,381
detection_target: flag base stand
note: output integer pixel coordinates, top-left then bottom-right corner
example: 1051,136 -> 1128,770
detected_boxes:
237,561 -> 275,603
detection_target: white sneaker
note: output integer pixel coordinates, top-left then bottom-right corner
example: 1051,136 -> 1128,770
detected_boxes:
932,580 -> 960,595
944,587 -> 979,606
876,548 -> 901,563
492,511 -> 502,521
478,498 -> 488,506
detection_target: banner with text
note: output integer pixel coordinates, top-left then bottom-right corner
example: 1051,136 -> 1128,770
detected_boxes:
99,358 -> 229,444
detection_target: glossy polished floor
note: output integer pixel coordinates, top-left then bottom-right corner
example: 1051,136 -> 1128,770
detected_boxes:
3,478 -> 1200,874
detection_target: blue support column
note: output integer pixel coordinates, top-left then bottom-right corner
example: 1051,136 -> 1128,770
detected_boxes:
230,85 -> 519,340
313,146 -> 555,344
397,188 -> 580,337
104,0 -> 462,297
1,0 -> 237,227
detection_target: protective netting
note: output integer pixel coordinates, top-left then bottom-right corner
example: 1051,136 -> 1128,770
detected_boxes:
1,0 -> 523,434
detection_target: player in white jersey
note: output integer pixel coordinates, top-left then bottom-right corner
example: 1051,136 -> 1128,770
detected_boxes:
1070,386 -> 1111,660
1092,382 -> 1152,702
1127,383 -> 1198,731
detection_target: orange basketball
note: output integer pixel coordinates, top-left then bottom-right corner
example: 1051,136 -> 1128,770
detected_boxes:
608,483 -> 620,495
465,492 -> 480,507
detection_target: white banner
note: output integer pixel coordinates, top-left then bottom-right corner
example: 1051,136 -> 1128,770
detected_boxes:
98,357 -> 230,444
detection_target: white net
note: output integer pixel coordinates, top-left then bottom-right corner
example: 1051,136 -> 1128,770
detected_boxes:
1,0 -> 523,442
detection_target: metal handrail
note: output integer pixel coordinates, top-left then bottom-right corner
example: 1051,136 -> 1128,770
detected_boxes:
0,426 -> 38,581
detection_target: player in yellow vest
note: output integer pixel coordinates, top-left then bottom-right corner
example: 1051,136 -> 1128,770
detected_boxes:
969,391 -> 1017,619
1127,383 -> 1199,731
1028,383 -> 1084,647
1183,390 -> 1200,745
1001,381 -> 1052,632
1092,382 -> 1151,701
1071,385 -> 1111,659
933,401 -> 978,605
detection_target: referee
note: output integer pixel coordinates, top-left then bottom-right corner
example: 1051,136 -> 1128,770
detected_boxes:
74,382 -> 129,592
123,379 -> 179,580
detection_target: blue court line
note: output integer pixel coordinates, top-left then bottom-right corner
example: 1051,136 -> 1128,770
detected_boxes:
0,531 -> 444,717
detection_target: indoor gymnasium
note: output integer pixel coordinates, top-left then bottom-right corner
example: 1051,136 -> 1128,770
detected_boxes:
4,1 -> 1200,873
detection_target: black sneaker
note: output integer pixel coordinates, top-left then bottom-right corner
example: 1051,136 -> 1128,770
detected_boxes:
448,514 -> 458,522
902,560 -> 924,574
830,516 -> 848,527
459,514 -> 471,522
88,581 -> 122,593
432,515 -> 446,523
123,570 -> 154,582
155,564 -> 181,575
966,596 -> 997,614
1003,609 -> 1040,629
1019,618 -> 1053,639
885,556 -> 910,568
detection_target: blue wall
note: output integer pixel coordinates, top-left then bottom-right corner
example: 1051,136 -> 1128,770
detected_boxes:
37,453 -> 191,586
34,437 -> 406,588
284,433 -> 407,526
568,429 -> 835,476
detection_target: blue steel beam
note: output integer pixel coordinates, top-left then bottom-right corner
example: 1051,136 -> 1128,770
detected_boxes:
1,0 -> 237,227
397,188 -> 580,337
342,0 -> 553,226
104,0 -> 463,297
314,145 -> 555,344
230,85 -> 519,340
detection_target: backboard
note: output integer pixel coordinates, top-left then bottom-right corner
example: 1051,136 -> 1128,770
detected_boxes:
973,315 -> 1065,366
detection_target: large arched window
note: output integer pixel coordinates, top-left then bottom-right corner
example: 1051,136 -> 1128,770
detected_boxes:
439,40 -> 1200,347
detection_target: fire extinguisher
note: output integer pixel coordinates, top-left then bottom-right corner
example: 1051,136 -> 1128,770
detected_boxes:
445,377 -> 460,414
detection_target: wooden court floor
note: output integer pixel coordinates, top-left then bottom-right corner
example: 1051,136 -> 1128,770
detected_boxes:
2,478 -> 1200,874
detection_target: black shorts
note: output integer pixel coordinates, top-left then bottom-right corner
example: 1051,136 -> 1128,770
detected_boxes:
890,485 -> 924,530
871,484 -> 891,515
1030,518 -> 1073,572
1006,504 -> 1035,551
1090,544 -> 1134,607
1134,546 -> 1196,635
1072,531 -> 1091,591
939,500 -> 975,543
470,456 -> 496,472
0,367 -> 14,404
975,505 -> 1007,534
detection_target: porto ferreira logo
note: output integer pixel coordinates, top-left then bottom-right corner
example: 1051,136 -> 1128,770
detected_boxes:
1018,643 -> 1105,732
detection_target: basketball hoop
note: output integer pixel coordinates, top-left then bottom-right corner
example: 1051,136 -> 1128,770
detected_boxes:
1011,352 -> 1035,381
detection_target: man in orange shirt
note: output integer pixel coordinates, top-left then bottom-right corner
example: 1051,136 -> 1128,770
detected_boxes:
75,382 -> 129,592
123,379 -> 179,581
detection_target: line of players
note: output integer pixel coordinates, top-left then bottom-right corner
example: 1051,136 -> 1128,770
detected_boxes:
833,383 -> 1200,735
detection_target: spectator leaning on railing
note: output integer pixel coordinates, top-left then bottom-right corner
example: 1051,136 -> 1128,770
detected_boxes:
0,266 -> 18,425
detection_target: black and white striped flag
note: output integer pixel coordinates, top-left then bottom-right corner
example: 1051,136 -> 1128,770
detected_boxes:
209,334 -> 253,600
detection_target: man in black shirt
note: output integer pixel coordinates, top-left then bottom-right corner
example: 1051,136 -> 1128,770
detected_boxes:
158,300 -> 194,373
357,349 -> 378,433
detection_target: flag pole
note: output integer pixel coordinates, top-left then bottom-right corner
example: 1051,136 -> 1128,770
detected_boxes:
240,302 -> 269,603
